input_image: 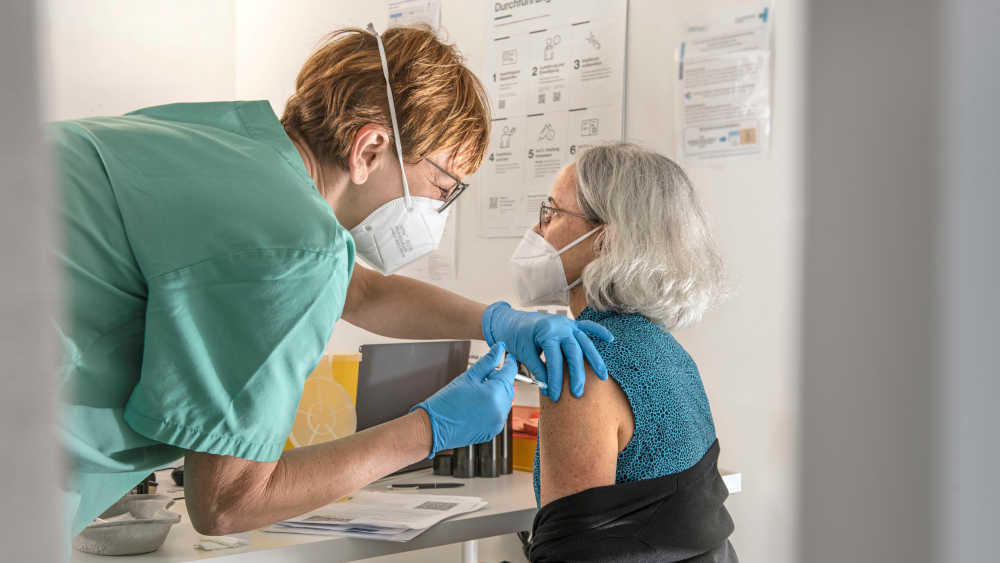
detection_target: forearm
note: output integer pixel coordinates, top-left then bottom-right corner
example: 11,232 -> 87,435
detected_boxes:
186,410 -> 432,535
343,265 -> 487,340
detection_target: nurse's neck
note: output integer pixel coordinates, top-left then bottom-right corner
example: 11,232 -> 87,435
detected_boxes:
288,134 -> 350,215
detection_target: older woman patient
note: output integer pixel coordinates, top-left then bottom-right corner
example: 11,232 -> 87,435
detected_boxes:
514,143 -> 737,562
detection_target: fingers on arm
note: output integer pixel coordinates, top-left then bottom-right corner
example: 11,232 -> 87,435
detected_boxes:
518,350 -> 547,388
573,321 -> 612,380
574,329 -> 609,380
561,337 -> 586,398
541,342 -> 564,402
575,320 -> 614,342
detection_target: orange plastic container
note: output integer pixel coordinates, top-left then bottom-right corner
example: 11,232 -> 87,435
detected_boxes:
512,405 -> 540,472
512,433 -> 538,472
284,353 -> 361,451
330,353 -> 361,404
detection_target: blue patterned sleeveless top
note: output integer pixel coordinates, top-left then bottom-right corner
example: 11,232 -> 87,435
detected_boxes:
533,307 -> 718,505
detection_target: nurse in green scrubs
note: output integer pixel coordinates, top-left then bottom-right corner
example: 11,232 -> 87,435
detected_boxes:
54,24 -> 613,540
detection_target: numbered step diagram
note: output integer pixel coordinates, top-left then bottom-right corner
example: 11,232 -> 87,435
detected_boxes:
480,0 -> 627,238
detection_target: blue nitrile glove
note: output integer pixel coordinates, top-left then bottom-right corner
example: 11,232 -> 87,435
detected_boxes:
410,343 -> 517,458
481,301 -> 614,402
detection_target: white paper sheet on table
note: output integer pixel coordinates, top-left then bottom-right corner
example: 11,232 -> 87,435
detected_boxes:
265,491 -> 487,542
267,523 -> 427,542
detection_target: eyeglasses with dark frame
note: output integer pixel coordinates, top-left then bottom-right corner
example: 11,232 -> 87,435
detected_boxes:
423,158 -> 469,213
539,201 -> 594,232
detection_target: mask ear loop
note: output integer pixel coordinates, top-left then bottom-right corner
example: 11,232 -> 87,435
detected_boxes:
366,23 -> 412,211
556,225 -> 604,256
562,225 -> 603,291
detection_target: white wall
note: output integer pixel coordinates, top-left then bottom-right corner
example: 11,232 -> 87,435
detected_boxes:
40,0 -> 235,120
39,2 -> 803,561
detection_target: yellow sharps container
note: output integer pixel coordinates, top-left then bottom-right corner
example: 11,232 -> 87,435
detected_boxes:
284,353 -> 361,450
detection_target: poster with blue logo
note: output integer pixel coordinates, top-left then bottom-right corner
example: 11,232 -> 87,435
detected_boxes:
677,3 -> 773,162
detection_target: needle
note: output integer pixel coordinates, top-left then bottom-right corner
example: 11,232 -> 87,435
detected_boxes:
514,373 -> 548,389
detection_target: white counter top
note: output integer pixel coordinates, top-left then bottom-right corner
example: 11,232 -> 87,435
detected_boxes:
71,467 -> 741,562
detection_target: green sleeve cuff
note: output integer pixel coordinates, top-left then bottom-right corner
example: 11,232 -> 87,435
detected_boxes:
124,409 -> 285,462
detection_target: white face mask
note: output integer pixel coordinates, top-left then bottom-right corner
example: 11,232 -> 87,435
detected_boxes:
350,24 -> 448,276
351,197 -> 449,275
510,226 -> 601,306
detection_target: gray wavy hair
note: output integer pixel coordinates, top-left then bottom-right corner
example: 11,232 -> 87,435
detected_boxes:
575,143 -> 726,330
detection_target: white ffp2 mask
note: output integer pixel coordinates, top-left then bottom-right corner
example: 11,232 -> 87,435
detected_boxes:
510,226 -> 601,306
350,198 -> 449,275
350,24 -> 447,275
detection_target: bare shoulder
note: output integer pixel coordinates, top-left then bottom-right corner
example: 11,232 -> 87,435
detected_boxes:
539,366 -> 631,437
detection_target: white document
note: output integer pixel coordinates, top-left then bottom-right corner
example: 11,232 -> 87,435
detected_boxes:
266,491 -> 487,542
387,0 -> 441,30
677,4 -> 773,162
479,0 -> 628,238
267,523 -> 427,542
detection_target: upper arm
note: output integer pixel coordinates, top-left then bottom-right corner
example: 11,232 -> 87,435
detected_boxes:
342,262 -> 375,322
538,365 -> 631,506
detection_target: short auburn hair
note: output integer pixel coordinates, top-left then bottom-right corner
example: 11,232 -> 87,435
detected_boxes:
281,25 -> 490,174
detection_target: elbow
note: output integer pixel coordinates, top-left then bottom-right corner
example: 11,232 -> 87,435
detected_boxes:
182,449 -> 277,536
187,501 -> 245,536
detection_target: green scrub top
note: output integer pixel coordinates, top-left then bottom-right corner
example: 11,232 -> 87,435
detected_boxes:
50,101 -> 355,538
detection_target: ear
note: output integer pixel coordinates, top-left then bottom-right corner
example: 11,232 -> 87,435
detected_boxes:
347,124 -> 392,184
594,226 -> 607,253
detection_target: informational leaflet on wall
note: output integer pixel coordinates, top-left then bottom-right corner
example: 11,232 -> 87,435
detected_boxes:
676,4 -> 773,161
479,0 -> 628,238
386,0 -> 441,30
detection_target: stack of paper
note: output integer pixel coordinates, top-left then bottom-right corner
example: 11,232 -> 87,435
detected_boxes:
265,491 -> 487,542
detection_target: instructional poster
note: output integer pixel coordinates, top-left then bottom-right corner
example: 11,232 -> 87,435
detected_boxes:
479,0 -> 628,238
676,4 -> 773,161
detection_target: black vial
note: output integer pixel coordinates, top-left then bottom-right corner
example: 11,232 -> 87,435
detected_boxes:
476,436 -> 501,478
499,410 -> 514,475
432,450 -> 455,476
453,444 -> 477,478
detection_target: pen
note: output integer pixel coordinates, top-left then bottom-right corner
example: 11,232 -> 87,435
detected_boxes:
514,373 -> 548,389
389,483 -> 466,489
